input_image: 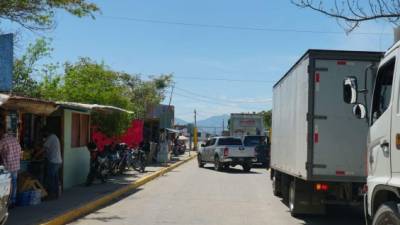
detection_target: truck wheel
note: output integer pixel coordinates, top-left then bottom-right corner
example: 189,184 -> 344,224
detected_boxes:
372,202 -> 400,225
214,156 -> 222,171
272,175 -> 281,197
242,163 -> 251,172
289,181 -> 299,216
197,154 -> 205,168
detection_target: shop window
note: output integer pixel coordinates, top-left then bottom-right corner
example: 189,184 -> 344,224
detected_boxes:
71,113 -> 90,147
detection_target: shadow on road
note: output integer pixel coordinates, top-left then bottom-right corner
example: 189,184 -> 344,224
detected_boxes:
271,203 -> 363,225
203,166 -> 261,174
298,206 -> 364,225
83,212 -> 124,222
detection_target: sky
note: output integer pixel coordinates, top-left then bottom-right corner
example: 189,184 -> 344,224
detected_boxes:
10,0 -> 395,122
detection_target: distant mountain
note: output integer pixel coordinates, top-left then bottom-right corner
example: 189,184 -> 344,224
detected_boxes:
175,118 -> 188,125
197,114 -> 229,129
175,114 -> 229,135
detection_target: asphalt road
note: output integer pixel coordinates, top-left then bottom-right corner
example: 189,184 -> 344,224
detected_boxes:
69,160 -> 364,225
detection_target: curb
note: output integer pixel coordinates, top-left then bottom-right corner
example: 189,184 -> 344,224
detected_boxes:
40,153 -> 197,225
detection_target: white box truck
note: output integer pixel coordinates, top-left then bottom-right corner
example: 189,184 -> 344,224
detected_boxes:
343,34 -> 400,225
271,49 -> 383,216
229,113 -> 264,137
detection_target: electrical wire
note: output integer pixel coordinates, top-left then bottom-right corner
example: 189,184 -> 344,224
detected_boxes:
101,15 -> 390,36
173,75 -> 276,83
174,86 -> 272,104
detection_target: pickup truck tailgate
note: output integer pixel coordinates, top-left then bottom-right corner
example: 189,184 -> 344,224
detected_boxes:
225,145 -> 255,158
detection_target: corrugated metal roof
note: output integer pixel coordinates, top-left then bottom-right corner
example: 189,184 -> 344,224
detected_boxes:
57,102 -> 134,114
0,94 -> 133,115
0,94 -> 57,115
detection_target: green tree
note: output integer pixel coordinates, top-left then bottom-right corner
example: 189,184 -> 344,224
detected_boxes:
260,110 -> 272,129
39,58 -> 173,136
60,58 -> 132,109
53,58 -> 134,136
0,0 -> 99,31
120,73 -> 173,118
13,38 -> 54,97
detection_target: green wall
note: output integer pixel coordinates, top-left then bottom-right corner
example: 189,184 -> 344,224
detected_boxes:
62,109 -> 90,189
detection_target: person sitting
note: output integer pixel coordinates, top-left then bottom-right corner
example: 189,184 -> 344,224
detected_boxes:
85,142 -> 105,186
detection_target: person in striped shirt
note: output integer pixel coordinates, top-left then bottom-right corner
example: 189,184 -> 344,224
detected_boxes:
0,127 -> 22,207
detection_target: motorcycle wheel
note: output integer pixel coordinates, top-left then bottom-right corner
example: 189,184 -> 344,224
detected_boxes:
118,162 -> 127,175
139,161 -> 146,173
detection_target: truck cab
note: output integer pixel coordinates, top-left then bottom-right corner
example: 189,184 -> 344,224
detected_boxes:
344,40 -> 400,225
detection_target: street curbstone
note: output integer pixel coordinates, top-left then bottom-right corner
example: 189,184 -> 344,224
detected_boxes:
39,153 -> 197,225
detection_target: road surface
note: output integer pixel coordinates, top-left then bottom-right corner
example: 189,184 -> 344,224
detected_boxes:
69,160 -> 364,225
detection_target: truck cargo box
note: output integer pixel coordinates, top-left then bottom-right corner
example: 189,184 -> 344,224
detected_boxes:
271,50 -> 383,182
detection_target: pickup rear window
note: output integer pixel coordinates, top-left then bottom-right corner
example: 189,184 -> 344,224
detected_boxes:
243,136 -> 264,146
217,138 -> 242,146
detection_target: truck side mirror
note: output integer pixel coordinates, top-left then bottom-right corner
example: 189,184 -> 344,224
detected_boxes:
353,104 -> 367,119
343,77 -> 358,104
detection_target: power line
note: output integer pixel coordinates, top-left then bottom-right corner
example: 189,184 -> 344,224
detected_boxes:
173,75 -> 276,83
101,15 -> 390,36
174,92 -> 268,112
174,92 -> 235,107
174,86 -> 272,104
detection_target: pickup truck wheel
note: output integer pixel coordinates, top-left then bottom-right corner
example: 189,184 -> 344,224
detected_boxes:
242,162 -> 251,172
372,202 -> 400,225
214,156 -> 222,171
197,155 -> 205,168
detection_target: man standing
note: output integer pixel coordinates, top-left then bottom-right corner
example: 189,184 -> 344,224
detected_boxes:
42,128 -> 62,199
0,127 -> 21,207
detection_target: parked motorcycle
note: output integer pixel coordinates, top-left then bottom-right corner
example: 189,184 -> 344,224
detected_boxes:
105,144 -> 120,176
117,143 -> 131,174
130,147 -> 146,173
117,143 -> 146,174
86,142 -> 109,186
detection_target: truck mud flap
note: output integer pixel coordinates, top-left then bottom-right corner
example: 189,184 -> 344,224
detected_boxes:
291,179 -> 326,215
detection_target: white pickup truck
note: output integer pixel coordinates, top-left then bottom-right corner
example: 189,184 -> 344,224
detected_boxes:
197,136 -> 256,172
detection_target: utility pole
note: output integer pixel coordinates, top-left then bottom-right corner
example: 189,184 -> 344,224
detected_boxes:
168,83 -> 175,107
193,109 -> 198,152
222,119 -> 225,135
194,109 -> 197,126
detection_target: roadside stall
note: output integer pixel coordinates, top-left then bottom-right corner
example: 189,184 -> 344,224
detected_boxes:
56,102 -> 133,188
0,94 -> 58,205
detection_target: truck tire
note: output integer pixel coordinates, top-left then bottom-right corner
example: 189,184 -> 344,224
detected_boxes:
242,162 -> 251,172
372,202 -> 400,225
214,156 -> 222,171
289,181 -> 299,217
197,154 -> 205,168
272,174 -> 281,197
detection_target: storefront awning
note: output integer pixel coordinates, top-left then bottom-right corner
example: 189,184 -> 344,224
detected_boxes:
166,128 -> 181,133
0,94 -> 57,115
57,102 -> 134,114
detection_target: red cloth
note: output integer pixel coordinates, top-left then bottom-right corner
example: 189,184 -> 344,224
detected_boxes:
0,134 -> 22,172
120,120 -> 144,148
91,120 -> 144,151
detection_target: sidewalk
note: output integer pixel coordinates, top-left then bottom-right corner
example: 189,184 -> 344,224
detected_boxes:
7,152 -> 195,225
